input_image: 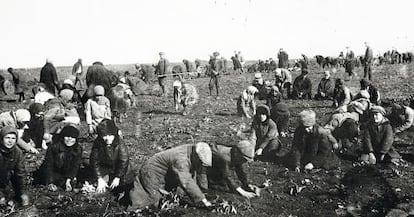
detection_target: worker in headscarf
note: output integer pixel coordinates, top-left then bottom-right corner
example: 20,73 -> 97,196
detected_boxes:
237,86 -> 258,119
249,105 -> 282,161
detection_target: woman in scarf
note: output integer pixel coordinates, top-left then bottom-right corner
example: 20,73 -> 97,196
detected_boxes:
41,125 -> 82,192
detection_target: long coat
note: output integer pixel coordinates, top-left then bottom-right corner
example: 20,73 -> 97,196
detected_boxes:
292,125 -> 339,169
40,62 -> 59,94
128,144 -> 205,210
85,62 -> 118,95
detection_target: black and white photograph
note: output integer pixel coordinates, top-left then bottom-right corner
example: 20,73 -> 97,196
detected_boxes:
1,0 -> 414,216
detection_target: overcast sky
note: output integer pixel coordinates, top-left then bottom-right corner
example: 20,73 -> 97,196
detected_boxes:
1,0 -> 413,68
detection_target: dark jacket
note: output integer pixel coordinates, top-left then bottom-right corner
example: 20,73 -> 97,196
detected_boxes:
90,136 -> 129,179
72,61 -> 83,75
43,137 -> 82,184
278,51 -> 289,68
198,144 -> 250,192
317,77 -> 334,97
85,62 -> 118,94
0,127 -> 26,196
292,125 -> 339,169
156,58 -> 168,77
364,47 -> 373,64
293,74 -> 312,98
40,62 -> 58,93
362,118 -> 399,158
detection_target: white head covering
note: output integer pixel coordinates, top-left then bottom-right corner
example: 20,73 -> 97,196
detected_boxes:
195,142 -> 212,167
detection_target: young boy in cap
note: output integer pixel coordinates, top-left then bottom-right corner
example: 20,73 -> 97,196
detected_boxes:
0,126 -> 30,206
270,102 -> 290,137
292,110 -> 339,172
84,85 -> 112,135
360,106 -> 401,164
198,140 -> 258,199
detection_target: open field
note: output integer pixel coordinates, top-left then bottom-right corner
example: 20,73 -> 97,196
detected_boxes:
1,61 -> 414,216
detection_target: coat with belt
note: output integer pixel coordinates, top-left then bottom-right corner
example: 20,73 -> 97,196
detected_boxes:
156,58 -> 169,77
292,125 -> 339,169
128,144 -> 206,209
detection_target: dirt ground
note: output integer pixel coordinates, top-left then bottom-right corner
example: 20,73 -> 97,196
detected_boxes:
1,62 -> 414,217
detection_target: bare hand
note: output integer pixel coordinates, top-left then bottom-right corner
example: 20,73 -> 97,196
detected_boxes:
255,148 -> 263,156
48,184 -> 58,192
110,177 -> 120,189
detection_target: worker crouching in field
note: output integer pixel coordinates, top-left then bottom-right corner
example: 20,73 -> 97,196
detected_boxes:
332,79 -> 351,108
249,105 -> 282,161
360,106 -> 401,165
291,69 -> 312,100
292,110 -> 340,172
90,119 -> 130,194
173,80 -> 199,116
84,85 -> 112,135
275,68 -> 292,99
0,109 -> 39,154
314,71 -> 334,100
324,102 -> 364,149
128,143 -> 213,210
266,86 -> 282,109
270,102 -> 290,137
0,126 -> 29,206
389,103 -> 414,141
34,83 -> 55,105
43,90 -> 80,147
198,140 -> 258,199
360,78 -> 380,105
237,86 -> 258,119
39,125 -> 82,192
